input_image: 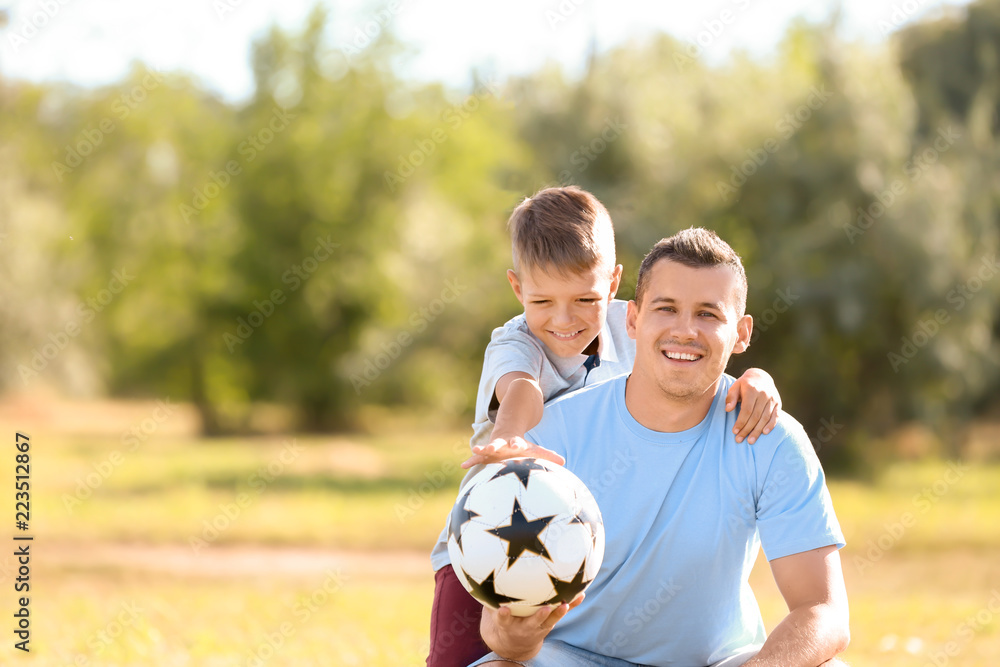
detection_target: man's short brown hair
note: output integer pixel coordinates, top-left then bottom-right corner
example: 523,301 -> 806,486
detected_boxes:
507,186 -> 616,276
635,227 -> 748,316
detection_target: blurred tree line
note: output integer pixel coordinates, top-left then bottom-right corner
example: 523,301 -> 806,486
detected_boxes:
1,2 -> 998,470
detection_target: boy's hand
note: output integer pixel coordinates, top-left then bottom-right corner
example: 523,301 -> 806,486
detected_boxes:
726,368 -> 781,444
462,435 -> 566,469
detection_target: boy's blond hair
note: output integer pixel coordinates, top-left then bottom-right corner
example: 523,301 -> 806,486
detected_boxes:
507,186 -> 616,276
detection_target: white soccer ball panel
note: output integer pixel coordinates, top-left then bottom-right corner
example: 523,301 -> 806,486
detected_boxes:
544,520 -> 595,580
515,474 -> 578,519
456,523 -> 510,583
466,474 -> 522,524
495,555 -> 556,602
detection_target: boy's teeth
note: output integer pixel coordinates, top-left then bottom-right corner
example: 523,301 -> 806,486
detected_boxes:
551,331 -> 579,339
665,351 -> 699,361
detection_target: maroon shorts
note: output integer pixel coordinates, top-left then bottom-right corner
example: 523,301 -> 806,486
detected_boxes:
426,566 -> 490,667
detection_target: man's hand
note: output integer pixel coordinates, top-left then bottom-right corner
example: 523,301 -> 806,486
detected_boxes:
480,594 -> 585,661
726,368 -> 781,444
462,435 -> 566,469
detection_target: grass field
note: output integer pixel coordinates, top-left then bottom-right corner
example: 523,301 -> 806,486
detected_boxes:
0,398 -> 998,666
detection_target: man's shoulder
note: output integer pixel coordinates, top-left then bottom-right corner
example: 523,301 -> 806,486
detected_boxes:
543,375 -> 622,416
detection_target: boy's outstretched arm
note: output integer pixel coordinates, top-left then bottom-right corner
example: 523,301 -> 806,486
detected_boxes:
461,371 -> 565,468
726,368 -> 781,444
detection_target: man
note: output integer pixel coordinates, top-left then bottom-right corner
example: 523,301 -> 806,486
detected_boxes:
470,228 -> 850,666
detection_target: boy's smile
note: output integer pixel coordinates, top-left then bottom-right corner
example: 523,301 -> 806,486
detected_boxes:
508,263 -> 623,358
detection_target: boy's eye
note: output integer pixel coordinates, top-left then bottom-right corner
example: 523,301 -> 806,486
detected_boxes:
578,298 -> 598,303
699,311 -> 718,319
531,300 -> 549,305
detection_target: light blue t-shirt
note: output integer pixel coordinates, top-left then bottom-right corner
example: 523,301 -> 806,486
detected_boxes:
525,374 -> 845,667
430,300 -> 636,572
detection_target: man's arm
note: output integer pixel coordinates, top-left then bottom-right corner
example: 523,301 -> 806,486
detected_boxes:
480,595 -> 584,661
744,545 -> 850,666
462,371 -> 564,468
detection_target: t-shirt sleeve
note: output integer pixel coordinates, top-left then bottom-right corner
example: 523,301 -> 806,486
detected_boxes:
480,327 -> 546,423
754,422 -> 846,561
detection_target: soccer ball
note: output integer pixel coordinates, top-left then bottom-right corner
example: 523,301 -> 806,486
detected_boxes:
447,457 -> 605,617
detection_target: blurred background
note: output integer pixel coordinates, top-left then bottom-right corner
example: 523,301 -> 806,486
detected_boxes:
0,0 -> 998,664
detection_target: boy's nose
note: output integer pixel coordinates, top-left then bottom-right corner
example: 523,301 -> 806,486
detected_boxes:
552,304 -> 574,327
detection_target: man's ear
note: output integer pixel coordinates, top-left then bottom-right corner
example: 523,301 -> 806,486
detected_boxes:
731,314 -> 753,354
507,269 -> 524,305
608,264 -> 623,300
626,298 -> 639,340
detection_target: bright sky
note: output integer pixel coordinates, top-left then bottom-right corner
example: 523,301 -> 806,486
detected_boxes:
0,0 -> 973,102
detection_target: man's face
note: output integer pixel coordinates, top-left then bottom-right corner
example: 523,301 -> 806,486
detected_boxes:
509,263 -> 623,358
626,259 -> 752,402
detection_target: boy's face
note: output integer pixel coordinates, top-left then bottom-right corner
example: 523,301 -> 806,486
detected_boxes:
626,259 -> 752,402
508,263 -> 623,358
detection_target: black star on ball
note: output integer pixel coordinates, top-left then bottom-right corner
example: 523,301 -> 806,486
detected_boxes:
488,458 -> 550,490
461,568 -> 519,608
539,561 -> 591,606
489,497 -> 556,565
448,486 -> 481,553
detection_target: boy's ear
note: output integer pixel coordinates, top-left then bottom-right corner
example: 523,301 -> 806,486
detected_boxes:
609,264 -> 623,299
507,269 -> 525,305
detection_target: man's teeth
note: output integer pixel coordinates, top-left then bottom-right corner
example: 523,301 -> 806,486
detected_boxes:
551,331 -> 580,339
665,351 -> 700,361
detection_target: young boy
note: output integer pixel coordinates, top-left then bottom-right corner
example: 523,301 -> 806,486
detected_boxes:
426,187 -> 781,667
